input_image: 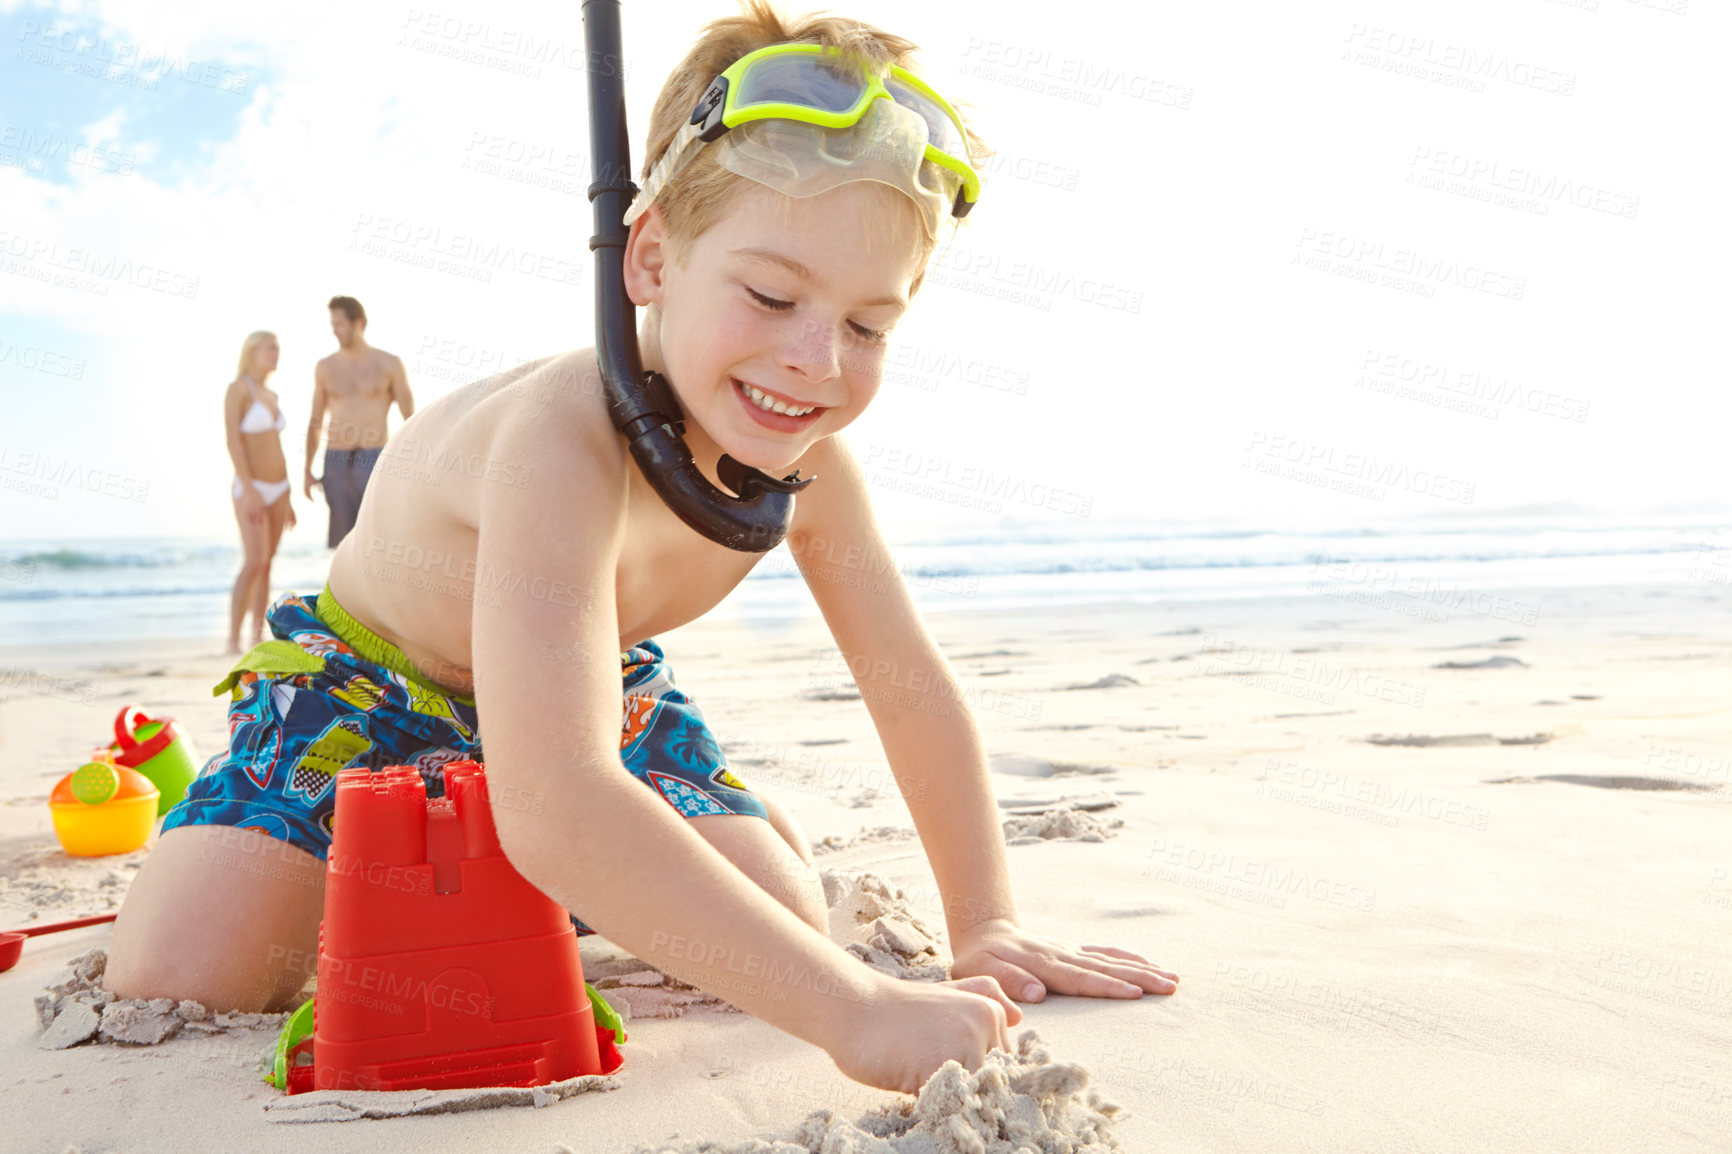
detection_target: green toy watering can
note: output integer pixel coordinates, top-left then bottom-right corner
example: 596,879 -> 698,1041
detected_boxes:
107,705 -> 199,816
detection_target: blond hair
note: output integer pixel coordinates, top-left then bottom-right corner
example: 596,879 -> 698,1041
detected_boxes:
236,331 -> 276,381
642,1 -> 988,286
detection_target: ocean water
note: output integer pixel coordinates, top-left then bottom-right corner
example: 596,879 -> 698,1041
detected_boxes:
0,511 -> 1725,647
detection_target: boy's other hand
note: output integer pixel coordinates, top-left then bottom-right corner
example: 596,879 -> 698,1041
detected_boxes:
829,974 -> 1022,1093
949,920 -> 1179,1002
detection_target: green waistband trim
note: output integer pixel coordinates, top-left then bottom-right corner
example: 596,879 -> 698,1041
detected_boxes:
312,581 -> 476,706
211,583 -> 475,706
212,641 -> 325,698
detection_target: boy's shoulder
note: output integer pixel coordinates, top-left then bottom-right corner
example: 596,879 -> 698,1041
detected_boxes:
487,346 -> 616,450
426,347 -> 628,509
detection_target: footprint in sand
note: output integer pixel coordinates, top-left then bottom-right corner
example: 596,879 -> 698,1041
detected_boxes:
802,688 -> 862,702
989,754 -> 1117,778
1432,655 -> 1529,670
1488,774 -> 1719,793
1061,673 -> 1139,690
1367,733 -> 1552,747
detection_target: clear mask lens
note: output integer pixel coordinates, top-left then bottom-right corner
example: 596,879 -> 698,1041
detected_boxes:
735,53 -> 866,113
714,99 -> 959,238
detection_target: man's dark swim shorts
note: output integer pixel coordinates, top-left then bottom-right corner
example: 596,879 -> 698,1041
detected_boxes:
321,447 -> 381,547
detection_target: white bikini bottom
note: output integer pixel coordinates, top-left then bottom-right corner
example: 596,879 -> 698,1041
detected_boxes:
233,475 -> 292,505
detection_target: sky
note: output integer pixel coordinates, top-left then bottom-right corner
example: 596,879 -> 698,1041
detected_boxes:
0,0 -> 1727,544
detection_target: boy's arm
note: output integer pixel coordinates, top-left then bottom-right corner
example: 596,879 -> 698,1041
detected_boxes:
787,434 -> 1178,1002
466,372 -> 1015,1090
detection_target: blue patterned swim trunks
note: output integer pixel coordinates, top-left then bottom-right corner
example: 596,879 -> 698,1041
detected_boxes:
161,585 -> 767,929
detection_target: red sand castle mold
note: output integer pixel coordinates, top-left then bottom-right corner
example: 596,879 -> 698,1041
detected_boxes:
283,759 -> 622,1093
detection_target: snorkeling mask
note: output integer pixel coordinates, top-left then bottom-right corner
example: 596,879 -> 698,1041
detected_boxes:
582,4 -> 979,552
626,42 -> 980,239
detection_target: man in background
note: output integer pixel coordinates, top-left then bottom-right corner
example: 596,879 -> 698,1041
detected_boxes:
305,296 -> 414,547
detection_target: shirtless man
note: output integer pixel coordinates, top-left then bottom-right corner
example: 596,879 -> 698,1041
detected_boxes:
305,296 -> 415,547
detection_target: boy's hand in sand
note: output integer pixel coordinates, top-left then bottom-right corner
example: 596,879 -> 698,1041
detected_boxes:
829,974 -> 1022,1093
948,920 -> 1179,1002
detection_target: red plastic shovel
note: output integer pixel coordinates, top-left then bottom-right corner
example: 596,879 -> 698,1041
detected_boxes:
0,913 -> 118,973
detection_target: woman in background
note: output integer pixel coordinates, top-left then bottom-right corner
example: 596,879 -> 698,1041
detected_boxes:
225,331 -> 296,655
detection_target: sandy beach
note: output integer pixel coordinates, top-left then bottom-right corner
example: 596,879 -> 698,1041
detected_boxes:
3,578 -> 1730,1153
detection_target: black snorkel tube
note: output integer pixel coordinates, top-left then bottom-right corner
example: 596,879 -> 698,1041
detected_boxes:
581,0 -> 813,553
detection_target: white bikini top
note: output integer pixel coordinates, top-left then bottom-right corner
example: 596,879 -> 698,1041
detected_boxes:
239,376 -> 286,434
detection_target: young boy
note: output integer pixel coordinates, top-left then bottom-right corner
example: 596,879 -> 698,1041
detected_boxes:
106,2 -> 1177,1093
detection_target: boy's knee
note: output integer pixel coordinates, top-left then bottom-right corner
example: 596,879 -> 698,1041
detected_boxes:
759,795 -> 814,868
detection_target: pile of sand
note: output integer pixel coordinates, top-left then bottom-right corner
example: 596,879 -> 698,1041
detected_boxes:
1001,805 -> 1124,845
635,1030 -> 1124,1153
263,1074 -> 617,1123
587,959 -> 739,1023
34,948 -> 287,1051
824,869 -> 949,983
812,826 -> 919,855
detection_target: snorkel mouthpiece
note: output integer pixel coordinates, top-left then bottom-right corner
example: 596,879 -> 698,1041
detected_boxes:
583,0 -> 813,553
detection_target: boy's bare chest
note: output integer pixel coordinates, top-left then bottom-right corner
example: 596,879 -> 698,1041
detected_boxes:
613,476 -> 767,641
331,431 -> 765,694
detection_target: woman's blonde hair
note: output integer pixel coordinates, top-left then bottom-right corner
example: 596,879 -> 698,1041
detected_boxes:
236,330 -> 276,382
642,1 -> 989,284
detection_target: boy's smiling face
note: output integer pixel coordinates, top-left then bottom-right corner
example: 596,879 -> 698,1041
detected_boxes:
625,180 -> 929,475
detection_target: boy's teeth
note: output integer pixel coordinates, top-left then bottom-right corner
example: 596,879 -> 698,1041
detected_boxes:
739,380 -> 814,417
